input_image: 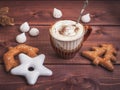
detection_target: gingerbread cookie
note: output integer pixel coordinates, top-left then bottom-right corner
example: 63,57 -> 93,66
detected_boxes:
3,44 -> 39,71
81,44 -> 117,71
0,7 -> 14,26
11,53 -> 52,85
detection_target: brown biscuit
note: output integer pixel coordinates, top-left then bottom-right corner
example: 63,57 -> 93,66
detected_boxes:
82,44 -> 117,71
0,7 -> 15,26
3,44 -> 39,72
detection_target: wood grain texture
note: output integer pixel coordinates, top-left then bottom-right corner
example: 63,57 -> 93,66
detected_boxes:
0,1 -> 120,25
0,26 -> 119,64
0,0 -> 120,90
0,65 -> 120,90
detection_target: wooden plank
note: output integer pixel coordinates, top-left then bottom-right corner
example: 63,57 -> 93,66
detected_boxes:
0,1 -> 119,90
0,1 -> 120,25
0,25 -> 120,41
0,26 -> 119,64
0,65 -> 120,90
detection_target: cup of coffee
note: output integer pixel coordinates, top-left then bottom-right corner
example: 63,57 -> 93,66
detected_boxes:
49,20 -> 92,59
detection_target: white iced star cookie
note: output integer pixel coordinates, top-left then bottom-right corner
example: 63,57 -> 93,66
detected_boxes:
11,53 -> 53,85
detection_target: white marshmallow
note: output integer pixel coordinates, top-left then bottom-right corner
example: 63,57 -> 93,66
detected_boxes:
53,8 -> 62,18
11,53 -> 53,85
16,33 -> 27,43
20,22 -> 30,32
29,28 -> 39,36
81,13 -> 91,23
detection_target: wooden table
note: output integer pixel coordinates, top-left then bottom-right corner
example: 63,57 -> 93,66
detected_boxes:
0,0 -> 120,90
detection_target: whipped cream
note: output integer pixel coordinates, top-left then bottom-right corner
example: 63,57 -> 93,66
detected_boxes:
50,20 -> 84,41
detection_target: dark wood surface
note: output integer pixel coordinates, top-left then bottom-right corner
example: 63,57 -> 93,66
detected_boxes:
0,0 -> 120,90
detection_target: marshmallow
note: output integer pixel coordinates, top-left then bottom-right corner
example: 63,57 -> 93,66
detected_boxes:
29,28 -> 39,36
11,53 -> 53,85
16,33 -> 27,43
53,8 -> 62,18
81,13 -> 91,23
20,22 -> 30,32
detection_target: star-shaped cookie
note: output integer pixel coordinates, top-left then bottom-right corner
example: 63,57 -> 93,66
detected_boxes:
11,53 -> 53,85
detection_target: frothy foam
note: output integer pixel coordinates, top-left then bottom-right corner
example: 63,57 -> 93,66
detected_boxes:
50,20 -> 84,41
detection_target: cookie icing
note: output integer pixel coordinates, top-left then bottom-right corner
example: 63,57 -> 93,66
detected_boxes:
11,53 -> 53,85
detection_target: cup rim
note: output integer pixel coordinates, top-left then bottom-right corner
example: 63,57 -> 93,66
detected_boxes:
49,20 -> 85,42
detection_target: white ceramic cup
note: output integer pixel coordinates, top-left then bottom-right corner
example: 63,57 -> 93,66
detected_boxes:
49,20 -> 91,59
